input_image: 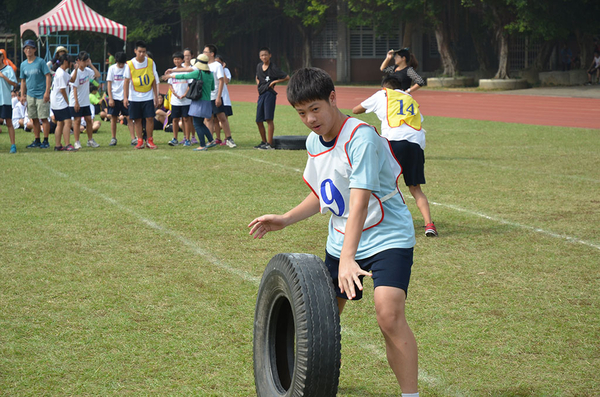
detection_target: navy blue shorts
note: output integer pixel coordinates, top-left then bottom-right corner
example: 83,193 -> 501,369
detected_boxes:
107,100 -> 129,117
211,98 -> 227,115
52,107 -> 71,122
0,105 -> 12,120
70,105 -> 92,118
171,105 -> 190,119
390,140 -> 426,186
256,91 -> 277,122
129,100 -> 155,120
325,247 -> 413,300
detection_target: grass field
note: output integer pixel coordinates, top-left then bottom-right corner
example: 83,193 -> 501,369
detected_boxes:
0,101 -> 599,396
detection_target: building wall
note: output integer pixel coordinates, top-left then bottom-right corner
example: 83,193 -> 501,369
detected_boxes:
351,59 -> 386,83
313,59 -> 337,81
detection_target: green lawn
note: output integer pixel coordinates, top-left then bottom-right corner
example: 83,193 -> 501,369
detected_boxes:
0,102 -> 598,396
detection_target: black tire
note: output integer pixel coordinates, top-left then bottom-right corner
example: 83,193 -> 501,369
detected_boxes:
254,253 -> 341,397
272,135 -> 308,150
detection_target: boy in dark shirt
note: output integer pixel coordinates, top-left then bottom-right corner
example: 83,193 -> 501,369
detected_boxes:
254,47 -> 289,150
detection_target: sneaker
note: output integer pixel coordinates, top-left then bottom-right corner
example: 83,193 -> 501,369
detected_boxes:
168,138 -> 179,146
191,137 -> 198,145
131,138 -> 138,146
219,140 -> 227,146
425,223 -> 438,237
64,144 -> 78,151
40,141 -> 50,149
87,139 -> 100,148
214,139 -> 222,145
54,145 -> 64,151
146,137 -> 157,149
26,140 -> 41,148
10,144 -> 16,154
109,138 -> 118,146
254,141 -> 267,149
193,146 -> 207,151
183,139 -> 191,147
585,82 -> 592,86
225,138 -> 237,148
74,141 -> 82,150
135,139 -> 145,149
258,143 -> 273,150
206,140 -> 217,148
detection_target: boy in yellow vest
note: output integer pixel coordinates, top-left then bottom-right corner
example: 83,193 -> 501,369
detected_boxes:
353,75 -> 437,237
123,40 -> 159,149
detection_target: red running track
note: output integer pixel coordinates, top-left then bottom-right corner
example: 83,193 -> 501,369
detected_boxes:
226,85 -> 600,130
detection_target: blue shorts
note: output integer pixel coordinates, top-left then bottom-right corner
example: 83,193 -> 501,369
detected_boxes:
52,107 -> 71,122
70,106 -> 92,118
256,91 -> 277,122
129,100 -> 155,120
171,105 -> 190,119
211,98 -> 227,115
0,105 -> 12,120
107,100 -> 129,117
325,247 -> 413,300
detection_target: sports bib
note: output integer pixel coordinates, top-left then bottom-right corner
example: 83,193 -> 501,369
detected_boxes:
385,88 -> 422,130
127,58 -> 155,93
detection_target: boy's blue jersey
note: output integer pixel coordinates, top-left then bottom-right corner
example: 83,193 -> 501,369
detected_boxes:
20,57 -> 50,99
0,65 -> 16,106
304,118 -> 416,259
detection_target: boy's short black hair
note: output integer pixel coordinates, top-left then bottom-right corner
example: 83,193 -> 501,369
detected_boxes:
287,67 -> 335,107
215,54 -> 225,63
58,53 -> 70,64
259,47 -> 271,54
183,47 -> 192,54
135,40 -> 147,50
381,75 -> 402,90
90,85 -> 98,92
115,51 -> 126,64
77,51 -> 89,61
204,44 -> 218,55
172,51 -> 184,60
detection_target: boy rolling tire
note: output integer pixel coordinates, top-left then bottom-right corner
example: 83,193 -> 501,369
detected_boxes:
254,253 -> 341,397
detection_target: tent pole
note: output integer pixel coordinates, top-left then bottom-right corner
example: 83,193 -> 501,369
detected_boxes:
103,37 -> 107,90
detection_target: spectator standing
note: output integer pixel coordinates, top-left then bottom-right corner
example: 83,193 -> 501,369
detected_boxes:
167,51 -> 193,146
560,44 -> 573,71
203,44 -> 236,148
107,52 -> 135,146
123,40 -> 159,149
254,47 -> 289,150
585,50 -> 600,85
50,54 -> 76,151
20,39 -> 52,149
380,48 -> 425,94
69,51 -> 101,149
0,49 -> 18,153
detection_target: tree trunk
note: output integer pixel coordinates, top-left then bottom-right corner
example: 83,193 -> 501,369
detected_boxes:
532,40 -> 554,71
471,31 -> 490,72
296,25 -> 312,68
434,24 -> 458,77
575,30 -> 594,70
494,28 -> 509,79
402,22 -> 414,48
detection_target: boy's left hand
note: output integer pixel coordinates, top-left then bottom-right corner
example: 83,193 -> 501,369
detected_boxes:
338,256 -> 371,300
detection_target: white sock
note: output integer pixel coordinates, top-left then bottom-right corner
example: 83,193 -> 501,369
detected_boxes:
402,393 -> 419,397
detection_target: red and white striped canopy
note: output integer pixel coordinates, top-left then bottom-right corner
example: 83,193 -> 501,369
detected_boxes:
20,0 -> 127,41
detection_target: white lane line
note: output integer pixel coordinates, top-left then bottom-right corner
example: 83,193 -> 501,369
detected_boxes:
430,201 -> 600,251
34,158 -> 455,394
228,153 -> 600,251
32,159 -> 260,284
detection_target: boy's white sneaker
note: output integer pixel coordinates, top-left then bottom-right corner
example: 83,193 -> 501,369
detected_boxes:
73,141 -> 82,150
87,139 -> 100,148
225,138 -> 237,148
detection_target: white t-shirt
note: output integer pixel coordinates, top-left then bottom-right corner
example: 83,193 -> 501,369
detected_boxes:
360,89 -> 426,150
69,67 -> 95,107
107,64 -> 126,101
168,73 -> 192,106
123,57 -> 158,102
594,56 -> 600,68
11,96 -> 19,108
208,61 -> 225,101
51,67 -> 70,110
221,67 -> 232,106
12,101 -> 28,129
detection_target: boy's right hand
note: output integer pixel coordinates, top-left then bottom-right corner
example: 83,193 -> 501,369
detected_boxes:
248,215 -> 287,239
109,99 -> 115,107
